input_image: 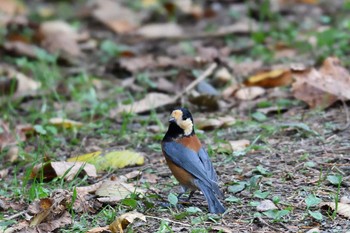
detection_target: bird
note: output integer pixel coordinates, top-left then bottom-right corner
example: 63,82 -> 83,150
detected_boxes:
161,107 -> 225,214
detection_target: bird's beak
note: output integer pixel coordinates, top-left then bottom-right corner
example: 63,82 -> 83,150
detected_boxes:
169,117 -> 176,123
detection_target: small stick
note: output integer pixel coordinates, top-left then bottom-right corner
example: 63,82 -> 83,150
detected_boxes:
5,210 -> 27,220
335,99 -> 350,132
145,215 -> 191,227
174,62 -> 218,101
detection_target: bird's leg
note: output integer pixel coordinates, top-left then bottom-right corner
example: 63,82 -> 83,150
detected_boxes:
177,186 -> 187,200
187,190 -> 195,201
178,187 -> 196,202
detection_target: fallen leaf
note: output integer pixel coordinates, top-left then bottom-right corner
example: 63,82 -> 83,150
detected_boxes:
340,196 -> 350,204
3,41 -> 39,58
0,168 -> 9,178
111,92 -> 174,116
49,117 -> 83,129
136,23 -> 183,39
39,20 -> 83,58
89,0 -> 141,34
256,200 -> 278,212
109,211 -> 146,233
320,202 -> 350,219
18,190 -> 73,233
0,65 -> 41,98
142,173 -> 159,184
31,162 -> 97,181
119,170 -> 141,181
196,116 -> 235,130
0,120 -> 30,162
0,0 -> 26,26
86,226 -> 110,233
244,69 -> 292,88
214,67 -> 234,85
0,0 -> 25,15
76,181 -> 104,195
292,57 -> 350,108
235,86 -> 266,100
67,149 -> 144,172
228,139 -> 250,151
30,198 -> 53,226
95,178 -> 145,202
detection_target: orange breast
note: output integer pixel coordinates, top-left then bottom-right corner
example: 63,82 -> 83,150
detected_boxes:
176,135 -> 202,152
165,157 -> 197,190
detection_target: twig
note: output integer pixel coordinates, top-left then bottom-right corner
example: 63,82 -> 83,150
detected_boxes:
145,215 -> 191,227
5,210 -> 27,220
174,62 -> 218,101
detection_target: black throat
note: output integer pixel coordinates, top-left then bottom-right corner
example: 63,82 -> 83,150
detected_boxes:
162,122 -> 194,141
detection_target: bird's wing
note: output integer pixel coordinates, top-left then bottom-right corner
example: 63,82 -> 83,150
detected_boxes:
162,141 -> 215,188
198,147 -> 218,182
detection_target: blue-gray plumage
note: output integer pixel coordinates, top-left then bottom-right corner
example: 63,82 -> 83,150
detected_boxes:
162,107 -> 225,214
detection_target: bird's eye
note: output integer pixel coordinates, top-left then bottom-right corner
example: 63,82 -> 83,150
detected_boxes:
182,116 -> 187,120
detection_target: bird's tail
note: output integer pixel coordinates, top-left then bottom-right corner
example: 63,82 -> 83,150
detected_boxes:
195,180 -> 226,214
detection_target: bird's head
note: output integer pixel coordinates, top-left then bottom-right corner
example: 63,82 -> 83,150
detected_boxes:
168,107 -> 194,136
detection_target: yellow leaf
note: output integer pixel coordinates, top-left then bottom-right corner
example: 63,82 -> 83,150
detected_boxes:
67,149 -> 144,172
109,211 -> 146,233
245,69 -> 292,88
49,117 -> 83,128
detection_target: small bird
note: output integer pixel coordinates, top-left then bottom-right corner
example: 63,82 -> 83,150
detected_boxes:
161,107 -> 225,214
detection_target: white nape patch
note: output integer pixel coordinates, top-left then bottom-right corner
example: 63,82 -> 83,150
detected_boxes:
178,118 -> 193,136
171,110 -> 193,136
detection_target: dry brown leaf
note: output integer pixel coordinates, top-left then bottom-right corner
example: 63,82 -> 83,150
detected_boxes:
320,202 -> 350,219
0,65 -> 41,98
16,190 -> 73,233
111,92 -> 175,116
214,67 -> 234,85
89,0 -> 140,34
142,173 -> 159,184
30,198 -> 53,226
0,0 -> 25,15
196,116 -> 235,130
109,211 -> 146,233
0,0 -> 26,26
136,23 -> 183,39
3,41 -> 38,58
0,168 -> 9,178
256,200 -> 278,212
86,226 -> 110,233
292,57 -> 350,108
0,120 -> 31,163
235,86 -> 266,100
228,139 -> 250,151
39,20 -> 82,58
245,69 -> 292,88
31,162 -> 97,181
76,181 -> 104,195
119,170 -> 141,181
340,196 -> 350,204
95,178 -> 145,202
